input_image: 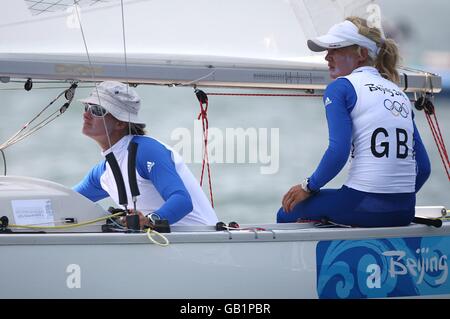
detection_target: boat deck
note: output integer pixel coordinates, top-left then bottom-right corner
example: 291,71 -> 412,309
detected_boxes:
1,221 -> 449,245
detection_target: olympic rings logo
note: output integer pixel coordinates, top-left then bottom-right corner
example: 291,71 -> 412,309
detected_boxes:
384,99 -> 409,118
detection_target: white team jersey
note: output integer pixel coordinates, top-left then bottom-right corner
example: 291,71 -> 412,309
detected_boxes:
100,135 -> 218,226
343,67 -> 416,193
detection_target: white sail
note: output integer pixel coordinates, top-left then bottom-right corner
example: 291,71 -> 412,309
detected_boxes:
3,0 -> 375,57
0,0 -> 441,91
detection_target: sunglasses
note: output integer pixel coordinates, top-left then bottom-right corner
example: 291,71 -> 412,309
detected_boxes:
84,103 -> 109,117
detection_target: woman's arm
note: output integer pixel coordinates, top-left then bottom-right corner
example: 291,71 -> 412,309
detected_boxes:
308,79 -> 357,191
136,139 -> 193,224
73,161 -> 109,202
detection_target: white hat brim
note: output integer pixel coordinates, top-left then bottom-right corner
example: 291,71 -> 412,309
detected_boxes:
307,34 -> 354,52
78,96 -> 145,125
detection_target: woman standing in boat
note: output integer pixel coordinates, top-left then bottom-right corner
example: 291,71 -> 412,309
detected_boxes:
277,17 -> 431,227
74,81 -> 218,227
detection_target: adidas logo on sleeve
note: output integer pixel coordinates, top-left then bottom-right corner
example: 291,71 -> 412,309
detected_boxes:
147,161 -> 155,173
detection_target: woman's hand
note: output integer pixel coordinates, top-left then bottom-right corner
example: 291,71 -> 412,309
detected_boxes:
120,210 -> 153,230
282,185 -> 311,213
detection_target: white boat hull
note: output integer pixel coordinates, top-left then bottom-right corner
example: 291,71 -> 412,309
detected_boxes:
2,222 -> 449,299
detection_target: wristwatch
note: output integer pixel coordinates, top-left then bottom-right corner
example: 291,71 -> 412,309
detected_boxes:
300,178 -> 314,194
146,212 -> 161,224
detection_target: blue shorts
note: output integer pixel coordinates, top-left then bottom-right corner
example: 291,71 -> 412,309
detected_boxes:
276,186 -> 416,227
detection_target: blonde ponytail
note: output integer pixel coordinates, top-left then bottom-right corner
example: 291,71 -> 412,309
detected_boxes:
375,38 -> 400,83
346,16 -> 400,83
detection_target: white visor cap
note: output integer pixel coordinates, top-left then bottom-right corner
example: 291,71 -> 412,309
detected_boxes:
307,20 -> 380,59
79,81 -> 145,125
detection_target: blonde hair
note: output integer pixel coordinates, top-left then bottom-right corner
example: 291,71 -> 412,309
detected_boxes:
346,16 -> 400,83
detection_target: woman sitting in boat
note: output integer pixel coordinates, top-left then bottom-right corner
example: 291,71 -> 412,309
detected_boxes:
73,81 -> 218,228
277,17 -> 431,227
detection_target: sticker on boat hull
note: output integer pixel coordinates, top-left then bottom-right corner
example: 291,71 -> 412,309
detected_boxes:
316,236 -> 450,299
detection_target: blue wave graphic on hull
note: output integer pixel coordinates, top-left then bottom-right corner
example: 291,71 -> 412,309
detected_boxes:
316,236 -> 450,298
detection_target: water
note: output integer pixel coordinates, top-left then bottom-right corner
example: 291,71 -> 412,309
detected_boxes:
0,84 -> 448,224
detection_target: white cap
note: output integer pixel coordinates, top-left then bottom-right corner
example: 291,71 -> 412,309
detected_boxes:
78,81 -> 144,125
307,20 -> 381,59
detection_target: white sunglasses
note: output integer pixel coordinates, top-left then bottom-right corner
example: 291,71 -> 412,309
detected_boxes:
84,103 -> 109,117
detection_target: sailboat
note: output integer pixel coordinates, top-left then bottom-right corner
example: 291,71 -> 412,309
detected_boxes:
0,0 -> 449,299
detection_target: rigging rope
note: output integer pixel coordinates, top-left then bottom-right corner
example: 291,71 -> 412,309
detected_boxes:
195,89 -> 214,208
424,106 -> 450,181
206,92 -> 323,98
120,0 -> 130,87
189,90 -> 325,207
8,212 -> 124,230
0,84 -> 76,152
73,2 -> 112,150
119,0 -> 134,137
416,72 -> 449,181
5,212 -> 170,246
